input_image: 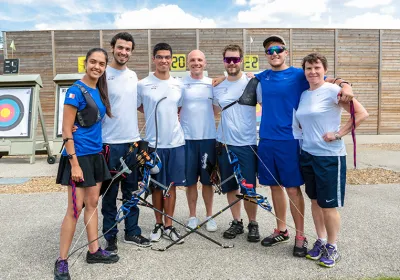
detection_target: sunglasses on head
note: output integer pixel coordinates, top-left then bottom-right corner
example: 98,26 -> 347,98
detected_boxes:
223,57 -> 241,64
265,46 -> 286,55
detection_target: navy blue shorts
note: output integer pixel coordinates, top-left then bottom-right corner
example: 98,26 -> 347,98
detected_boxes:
217,143 -> 257,194
258,139 -> 304,187
299,150 -> 346,208
152,145 -> 186,188
185,139 -> 216,186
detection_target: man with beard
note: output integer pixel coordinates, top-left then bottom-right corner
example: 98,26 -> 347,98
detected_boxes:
213,44 -> 261,242
101,32 -> 151,253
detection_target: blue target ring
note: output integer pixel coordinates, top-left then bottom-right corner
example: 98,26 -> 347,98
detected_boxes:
0,95 -> 24,131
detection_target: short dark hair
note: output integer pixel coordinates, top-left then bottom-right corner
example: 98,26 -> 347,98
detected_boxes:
302,53 -> 328,71
222,44 -> 243,58
153,43 -> 172,57
110,32 -> 135,50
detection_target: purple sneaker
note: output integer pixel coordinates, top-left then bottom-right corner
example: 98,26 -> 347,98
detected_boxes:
306,239 -> 324,260
86,247 -> 119,264
54,259 -> 71,280
319,243 -> 341,268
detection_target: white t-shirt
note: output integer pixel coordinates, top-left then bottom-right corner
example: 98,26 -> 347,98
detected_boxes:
295,82 -> 346,156
102,66 -> 141,144
180,76 -> 216,140
213,74 -> 260,146
137,74 -> 185,148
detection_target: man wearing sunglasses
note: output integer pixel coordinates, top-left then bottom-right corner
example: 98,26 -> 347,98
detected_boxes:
213,44 -> 261,242
137,42 -> 186,244
255,35 -> 354,257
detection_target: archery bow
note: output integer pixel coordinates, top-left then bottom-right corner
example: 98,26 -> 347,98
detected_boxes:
67,96 -> 167,263
216,95 -> 320,241
217,101 -> 273,212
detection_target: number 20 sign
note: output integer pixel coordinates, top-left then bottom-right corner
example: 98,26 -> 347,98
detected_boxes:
244,55 -> 259,71
171,54 -> 186,71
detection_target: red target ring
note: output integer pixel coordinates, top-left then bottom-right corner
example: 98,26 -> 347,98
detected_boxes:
0,95 -> 24,131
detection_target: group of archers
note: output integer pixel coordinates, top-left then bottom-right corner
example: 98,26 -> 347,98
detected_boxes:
54,31 -> 369,279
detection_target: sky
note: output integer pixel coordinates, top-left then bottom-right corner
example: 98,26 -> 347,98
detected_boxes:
0,0 -> 399,47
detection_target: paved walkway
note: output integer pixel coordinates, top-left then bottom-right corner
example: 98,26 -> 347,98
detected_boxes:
0,135 -> 399,279
0,184 -> 399,280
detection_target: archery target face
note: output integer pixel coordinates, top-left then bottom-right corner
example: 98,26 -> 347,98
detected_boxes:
0,88 -> 32,137
57,86 -> 69,137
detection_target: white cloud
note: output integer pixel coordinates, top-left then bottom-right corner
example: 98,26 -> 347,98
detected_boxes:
114,4 -> 217,29
0,14 -> 14,21
234,0 -> 247,5
326,12 -> 400,29
35,21 -> 92,30
380,5 -> 396,15
0,0 -> 118,15
237,0 -> 328,24
344,0 -> 392,8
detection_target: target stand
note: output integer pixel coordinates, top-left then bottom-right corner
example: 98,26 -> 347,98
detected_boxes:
53,74 -> 84,154
0,74 -> 55,164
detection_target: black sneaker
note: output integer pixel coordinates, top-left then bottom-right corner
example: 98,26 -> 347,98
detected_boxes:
54,259 -> 71,280
105,236 -> 118,254
261,228 -> 290,247
124,234 -> 152,247
247,221 -> 260,242
223,219 -> 244,239
293,235 -> 308,257
86,247 -> 119,264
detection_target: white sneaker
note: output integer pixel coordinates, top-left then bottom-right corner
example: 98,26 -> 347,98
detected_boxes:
186,217 -> 200,232
149,223 -> 163,242
205,216 -> 218,232
163,226 -> 184,244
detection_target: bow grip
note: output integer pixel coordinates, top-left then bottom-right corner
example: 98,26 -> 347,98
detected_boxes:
241,179 -> 253,189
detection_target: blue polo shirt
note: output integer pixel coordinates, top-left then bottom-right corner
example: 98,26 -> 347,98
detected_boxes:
255,66 -> 309,140
62,80 -> 106,156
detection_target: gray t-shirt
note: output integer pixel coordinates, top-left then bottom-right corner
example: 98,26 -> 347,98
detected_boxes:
295,82 -> 346,156
180,75 -> 216,140
213,74 -> 260,146
137,74 -> 185,148
102,66 -> 141,144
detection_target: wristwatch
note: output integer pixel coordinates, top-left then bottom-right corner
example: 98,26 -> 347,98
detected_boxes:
67,153 -> 76,159
339,81 -> 351,87
334,133 -> 341,140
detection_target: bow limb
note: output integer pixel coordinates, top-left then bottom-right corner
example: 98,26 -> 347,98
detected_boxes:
68,97 -> 166,265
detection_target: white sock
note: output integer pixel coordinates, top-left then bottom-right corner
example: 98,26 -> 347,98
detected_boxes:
319,238 -> 327,244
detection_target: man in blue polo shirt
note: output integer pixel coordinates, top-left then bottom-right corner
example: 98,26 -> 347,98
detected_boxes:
256,35 -> 354,257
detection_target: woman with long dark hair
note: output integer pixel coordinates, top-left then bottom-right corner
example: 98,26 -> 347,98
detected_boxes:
54,48 -> 118,280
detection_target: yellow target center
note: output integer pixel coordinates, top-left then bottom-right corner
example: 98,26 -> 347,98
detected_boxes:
0,108 -> 11,118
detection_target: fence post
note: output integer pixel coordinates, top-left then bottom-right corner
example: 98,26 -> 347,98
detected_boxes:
148,30 -> 151,73
378,29 -> 383,135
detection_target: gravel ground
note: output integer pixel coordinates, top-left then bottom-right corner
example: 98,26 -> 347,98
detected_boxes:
1,165 -> 400,195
